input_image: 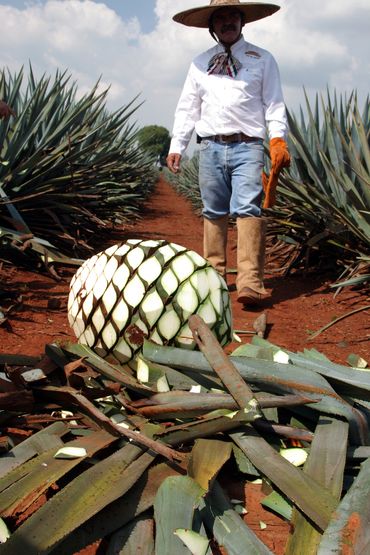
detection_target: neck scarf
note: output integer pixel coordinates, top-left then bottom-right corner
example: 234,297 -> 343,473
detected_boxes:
207,45 -> 241,78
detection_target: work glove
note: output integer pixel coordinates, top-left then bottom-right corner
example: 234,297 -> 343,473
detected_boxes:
262,138 -> 290,208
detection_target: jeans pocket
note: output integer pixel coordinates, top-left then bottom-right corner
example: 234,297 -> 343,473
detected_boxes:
199,140 -> 211,151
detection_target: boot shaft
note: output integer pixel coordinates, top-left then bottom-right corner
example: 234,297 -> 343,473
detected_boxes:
203,216 -> 229,277
236,216 -> 266,294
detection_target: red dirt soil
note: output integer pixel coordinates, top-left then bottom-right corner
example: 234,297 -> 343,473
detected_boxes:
0,175 -> 369,554
1,175 -> 368,363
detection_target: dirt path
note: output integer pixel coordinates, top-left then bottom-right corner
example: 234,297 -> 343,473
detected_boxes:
0,174 -> 368,363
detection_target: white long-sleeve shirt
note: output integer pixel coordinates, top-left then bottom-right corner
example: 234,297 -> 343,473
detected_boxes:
169,35 -> 288,155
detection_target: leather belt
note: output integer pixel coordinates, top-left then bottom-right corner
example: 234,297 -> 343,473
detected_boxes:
202,133 -> 259,144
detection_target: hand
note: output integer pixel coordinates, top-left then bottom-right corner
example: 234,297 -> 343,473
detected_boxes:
269,137 -> 290,169
166,153 -> 182,174
0,100 -> 16,119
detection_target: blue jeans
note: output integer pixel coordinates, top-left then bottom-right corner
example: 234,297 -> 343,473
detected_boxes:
198,139 -> 264,219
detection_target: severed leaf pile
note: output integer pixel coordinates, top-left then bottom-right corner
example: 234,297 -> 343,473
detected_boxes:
0,315 -> 370,554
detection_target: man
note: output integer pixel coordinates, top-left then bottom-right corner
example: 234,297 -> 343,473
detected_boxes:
0,100 -> 15,119
167,0 -> 290,307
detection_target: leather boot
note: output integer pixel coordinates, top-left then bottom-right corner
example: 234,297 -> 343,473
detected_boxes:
236,216 -> 268,306
203,216 -> 228,278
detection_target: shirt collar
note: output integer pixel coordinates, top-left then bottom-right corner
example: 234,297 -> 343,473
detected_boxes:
218,34 -> 245,53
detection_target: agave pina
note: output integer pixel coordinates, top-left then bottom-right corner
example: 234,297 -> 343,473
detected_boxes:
68,239 -> 233,362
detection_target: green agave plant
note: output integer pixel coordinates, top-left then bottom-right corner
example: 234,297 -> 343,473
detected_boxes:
166,90 -> 370,288
269,90 -> 370,287
0,66 -> 157,264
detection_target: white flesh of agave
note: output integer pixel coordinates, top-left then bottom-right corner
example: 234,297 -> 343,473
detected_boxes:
210,287 -> 222,314
190,271 -> 210,301
280,448 -> 308,466
159,268 -> 179,296
171,254 -> 195,282
113,337 -> 133,362
54,447 -> 87,459
126,246 -> 145,269
94,274 -> 108,299
149,328 -> 163,345
140,290 -> 164,327
84,267 -> 100,297
197,301 -> 217,326
176,323 -> 195,347
138,257 -> 162,284
103,256 -> 119,282
115,243 -> 132,256
72,312 -> 87,340
102,322 -> 118,350
123,274 -> 146,307
187,250 -> 207,266
157,309 -> 182,340
82,327 -> 96,347
104,244 -> 120,257
0,518 -> 10,543
101,283 -> 118,314
112,263 -> 130,289
176,280 -> 199,317
68,240 -> 233,362
91,306 -> 106,334
174,529 -> 209,555
157,243 -> 181,262
81,291 -> 94,320
111,298 -> 129,329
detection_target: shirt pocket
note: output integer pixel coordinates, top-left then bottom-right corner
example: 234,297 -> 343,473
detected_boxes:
239,65 -> 263,94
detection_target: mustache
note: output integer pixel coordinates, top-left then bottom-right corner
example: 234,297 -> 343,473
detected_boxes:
221,24 -> 237,33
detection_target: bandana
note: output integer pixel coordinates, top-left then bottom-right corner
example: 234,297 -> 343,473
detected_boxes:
207,48 -> 242,78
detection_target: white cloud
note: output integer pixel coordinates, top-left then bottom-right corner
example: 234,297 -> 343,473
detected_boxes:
0,0 -> 368,143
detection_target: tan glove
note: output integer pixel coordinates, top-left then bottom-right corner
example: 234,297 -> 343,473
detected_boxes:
262,138 -> 290,209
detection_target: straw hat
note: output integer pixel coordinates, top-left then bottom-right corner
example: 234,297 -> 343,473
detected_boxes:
173,0 -> 280,28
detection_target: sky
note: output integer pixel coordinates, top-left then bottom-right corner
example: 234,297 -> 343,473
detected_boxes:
1,0 -> 369,150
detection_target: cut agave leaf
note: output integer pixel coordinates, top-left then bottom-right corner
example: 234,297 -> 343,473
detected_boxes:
68,240 -> 232,362
317,457 -> 370,554
174,529 -> 210,555
188,439 -> 232,491
347,353 -> 368,369
154,475 -> 205,555
261,490 -> 292,521
136,356 -> 170,392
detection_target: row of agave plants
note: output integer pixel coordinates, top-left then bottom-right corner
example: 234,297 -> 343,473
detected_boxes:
0,67 -> 158,270
166,92 -> 370,290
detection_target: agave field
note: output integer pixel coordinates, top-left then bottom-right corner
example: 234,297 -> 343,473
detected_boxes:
0,67 -> 158,267
0,67 -> 369,554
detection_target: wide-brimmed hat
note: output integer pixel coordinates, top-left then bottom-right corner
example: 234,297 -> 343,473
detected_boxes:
173,0 -> 280,28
